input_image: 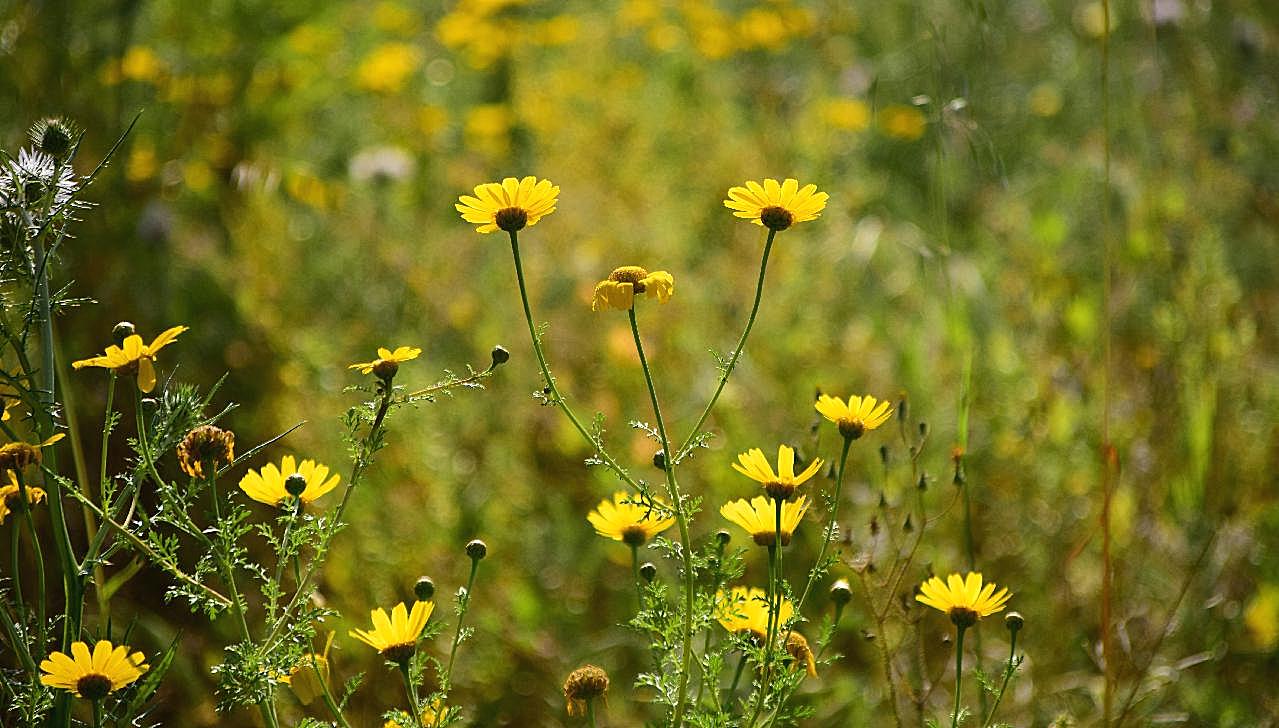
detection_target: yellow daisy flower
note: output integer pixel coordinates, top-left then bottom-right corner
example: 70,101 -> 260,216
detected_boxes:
815,393 -> 893,440
39,640 -> 148,700
72,325 -> 188,393
587,491 -> 676,546
0,469 -> 46,525
349,600 -> 434,663
348,345 -> 422,381
731,445 -> 823,500
238,455 -> 341,508
591,266 -> 675,312
916,572 -> 1012,628
455,176 -> 559,233
720,495 -> 809,547
716,586 -> 793,640
0,433 -> 65,473
785,631 -> 817,677
723,178 -> 829,231
280,632 -> 334,706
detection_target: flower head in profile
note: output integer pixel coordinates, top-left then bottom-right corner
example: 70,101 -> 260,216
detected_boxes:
785,631 -> 818,677
39,640 -> 148,700
280,632 -> 334,706
716,586 -> 793,640
592,266 -> 674,312
563,664 -> 609,717
916,572 -> 1012,628
349,601 -> 434,664
0,470 -> 46,525
815,393 -> 893,440
456,176 -> 558,233
0,434 -> 65,473
724,178 -> 828,231
732,445 -> 823,500
587,491 -> 675,547
349,346 -> 422,381
238,455 -> 340,508
176,425 -> 236,478
720,495 -> 809,547
72,325 -> 188,393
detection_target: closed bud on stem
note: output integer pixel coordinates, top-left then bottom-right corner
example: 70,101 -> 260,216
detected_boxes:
715,529 -> 731,546
652,449 -> 666,470
140,397 -> 158,412
1005,611 -> 1024,634
640,562 -> 657,582
490,345 -> 510,366
465,539 -> 487,561
414,576 -> 435,601
112,321 -> 136,345
284,473 -> 308,497
830,579 -> 852,606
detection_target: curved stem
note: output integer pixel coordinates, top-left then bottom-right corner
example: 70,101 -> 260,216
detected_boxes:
400,661 -> 422,727
675,230 -> 775,461
952,625 -> 967,728
630,543 -> 642,613
794,437 -> 852,614
725,652 -> 749,709
15,472 -> 47,655
313,649 -> 353,728
981,630 -> 1018,728
628,306 -> 696,726
434,556 -> 480,727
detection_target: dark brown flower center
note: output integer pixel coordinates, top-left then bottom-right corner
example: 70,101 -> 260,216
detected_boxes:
371,358 -> 400,381
838,418 -> 865,440
621,525 -> 648,547
763,481 -> 796,500
751,529 -> 791,548
759,206 -> 794,231
949,607 -> 979,629
381,642 -> 417,665
76,673 -> 113,700
608,266 -> 650,292
494,206 -> 528,232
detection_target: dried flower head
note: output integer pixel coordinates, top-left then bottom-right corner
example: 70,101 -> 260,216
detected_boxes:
0,434 -> 64,473
176,425 -> 236,478
563,664 -> 609,717
0,470 -> 47,525
785,631 -> 818,677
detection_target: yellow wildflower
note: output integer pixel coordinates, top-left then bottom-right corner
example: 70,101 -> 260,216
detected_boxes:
815,393 -> 892,440
72,325 -> 188,393
587,491 -> 675,546
731,445 -> 823,500
456,176 -> 558,234
591,266 -> 675,312
721,495 -> 809,547
238,455 -> 340,508
916,572 -> 1012,627
39,640 -> 148,700
724,178 -> 828,231
349,601 -> 434,663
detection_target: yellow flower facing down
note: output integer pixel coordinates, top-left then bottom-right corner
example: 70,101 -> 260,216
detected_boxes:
349,601 -> 434,663
238,455 -> 340,508
785,631 -> 818,677
716,586 -> 793,640
815,393 -> 893,440
0,433 -> 65,473
349,346 -> 422,380
456,176 -> 559,233
724,178 -> 828,231
39,640 -> 148,700
280,632 -> 334,706
721,495 -> 809,547
72,325 -> 188,393
0,470 -> 46,525
587,491 -> 676,546
591,266 -> 675,312
732,445 -> 823,500
916,572 -> 1012,628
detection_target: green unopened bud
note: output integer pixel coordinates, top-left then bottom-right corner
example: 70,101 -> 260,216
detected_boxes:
1005,611 -> 1024,633
284,473 -> 308,497
652,449 -> 666,470
715,529 -> 731,546
918,473 -> 928,491
879,445 -> 889,466
830,579 -> 852,606
29,117 -> 78,159
465,539 -> 487,560
414,576 -> 436,601
140,397 -> 158,412
640,562 -> 657,582
112,321 -> 136,345
490,345 -> 510,366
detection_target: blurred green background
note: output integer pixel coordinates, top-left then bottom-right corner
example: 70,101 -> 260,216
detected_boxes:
3,0 -> 1278,724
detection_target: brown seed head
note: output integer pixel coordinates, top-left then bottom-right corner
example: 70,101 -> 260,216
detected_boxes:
564,664 -> 609,716
176,425 -> 236,478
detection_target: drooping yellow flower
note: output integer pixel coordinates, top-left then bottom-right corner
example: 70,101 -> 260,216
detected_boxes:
587,491 -> 676,546
0,434 -> 65,473
563,665 -> 609,717
732,445 -> 823,500
916,572 -> 1012,627
591,266 -> 675,312
72,325 -> 188,393
0,470 -> 46,525
720,495 -> 809,547
716,586 -> 793,640
455,176 -> 559,233
348,346 -> 422,380
238,455 -> 340,508
39,640 -> 148,699
785,631 -> 818,677
175,425 -> 236,478
815,393 -> 893,440
349,601 -> 434,663
723,178 -> 828,231
280,632 -> 334,706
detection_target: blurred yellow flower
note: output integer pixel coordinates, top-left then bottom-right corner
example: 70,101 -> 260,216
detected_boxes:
587,491 -> 675,546
456,176 -> 559,234
355,43 -> 422,93
1029,83 -> 1064,117
280,632 -> 334,706
724,178 -> 829,231
120,46 -> 163,82
349,601 -> 434,662
785,631 -> 818,677
591,267 -> 674,312
463,104 -> 515,157
878,104 -> 927,140
717,586 -> 792,639
0,470 -> 46,525
373,2 -> 419,34
822,98 -> 871,131
721,495 -> 809,547
39,640 -> 148,699
1245,585 -> 1279,649
349,346 -> 422,379
916,572 -> 1012,627
72,325 -> 188,394
739,8 -> 789,50
732,445 -> 823,500
238,455 -> 340,508
815,393 -> 892,440
0,435 -> 65,474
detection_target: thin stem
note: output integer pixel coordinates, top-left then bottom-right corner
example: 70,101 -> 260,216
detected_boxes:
981,629 -> 1018,728
92,698 -> 103,728
676,229 -> 775,461
726,652 -> 748,709
952,625 -> 967,728
88,375 -> 117,619
400,661 -> 422,727
587,699 -> 599,728
9,524 -> 25,624
628,306 -> 696,726
312,650 -> 353,728
630,544 -> 642,613
15,472 -> 48,656
794,437 -> 853,614
435,556 -> 480,727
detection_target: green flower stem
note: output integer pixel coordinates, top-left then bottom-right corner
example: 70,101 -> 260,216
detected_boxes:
981,629 -> 1019,728
725,652 -> 749,709
696,537 -> 728,705
630,543 -> 642,613
91,698 -> 103,728
270,500 -> 303,618
313,650 -> 354,728
88,375 -> 117,619
506,231 -> 640,490
0,598 -> 38,675
400,661 -> 422,728
435,555 -> 481,728
14,471 -> 48,656
9,524 -> 25,625
587,699 -> 599,728
675,229 -> 775,462
793,436 -> 853,615
627,306 -> 696,726
746,535 -> 781,728
952,624 -> 968,728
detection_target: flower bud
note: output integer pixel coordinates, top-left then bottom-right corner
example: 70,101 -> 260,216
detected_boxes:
563,665 -> 609,717
490,345 -> 510,366
284,473 -> 308,497
112,321 -> 136,345
1005,611 -> 1024,634
29,117 -> 78,159
715,529 -> 731,546
640,562 -> 657,582
414,576 -> 436,601
465,539 -> 487,561
879,445 -> 889,466
652,449 -> 666,470
140,397 -> 158,412
830,579 -> 852,606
